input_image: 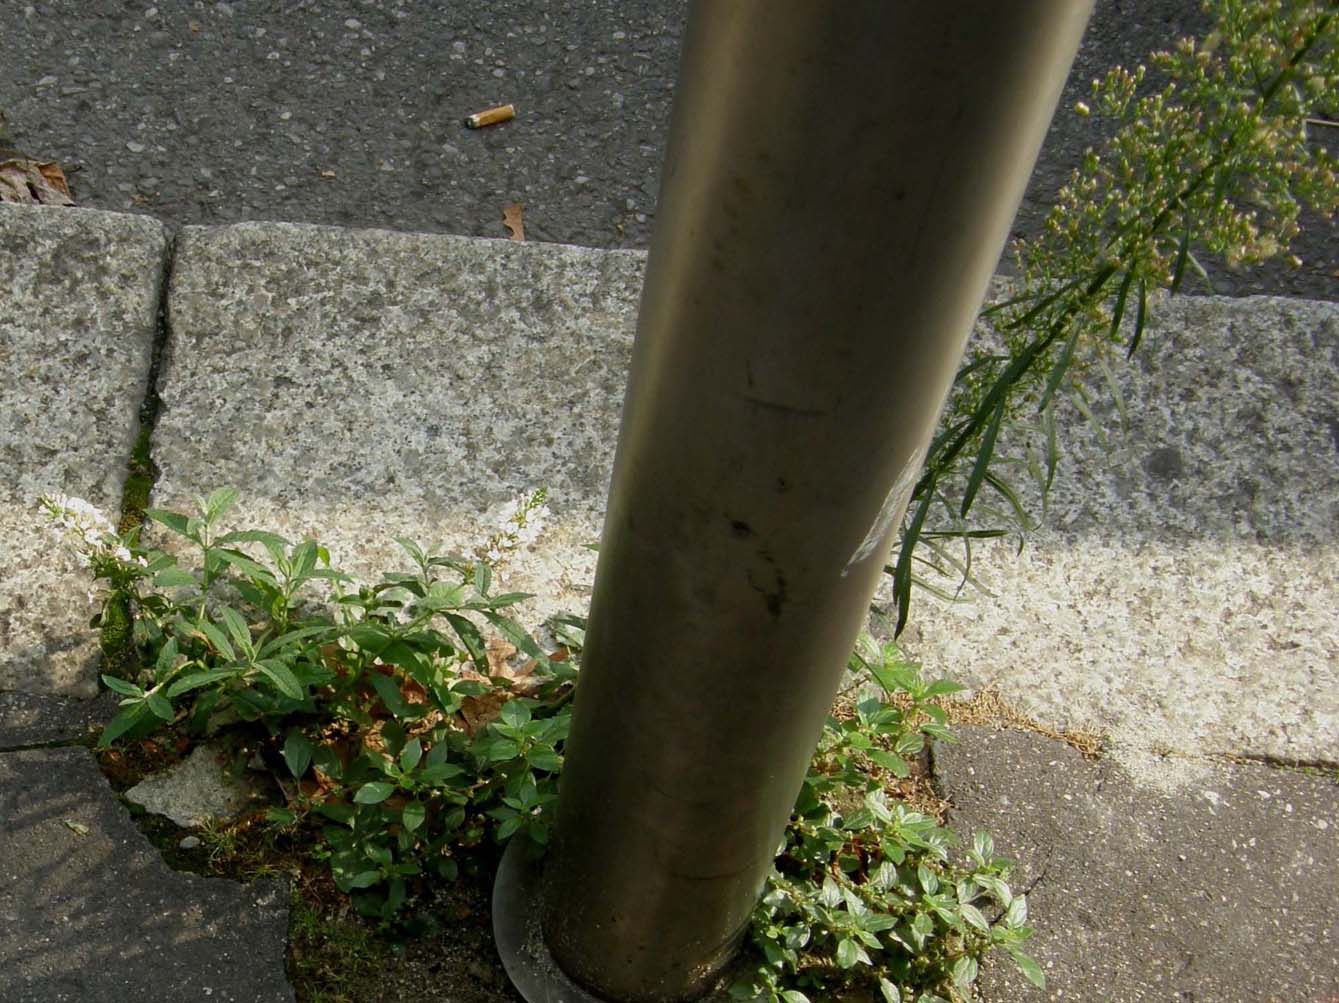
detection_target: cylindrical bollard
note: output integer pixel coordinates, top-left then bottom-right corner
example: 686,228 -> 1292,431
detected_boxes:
535,3 -> 1094,1000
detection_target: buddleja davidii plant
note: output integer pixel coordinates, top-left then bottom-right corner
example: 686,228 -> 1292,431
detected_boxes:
889,0 -> 1338,633
733,638 -> 1041,1003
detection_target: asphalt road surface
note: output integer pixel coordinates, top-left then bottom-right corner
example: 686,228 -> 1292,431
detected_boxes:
2,0 -> 1334,300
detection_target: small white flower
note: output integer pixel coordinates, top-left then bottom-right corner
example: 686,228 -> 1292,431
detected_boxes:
113,546 -> 132,563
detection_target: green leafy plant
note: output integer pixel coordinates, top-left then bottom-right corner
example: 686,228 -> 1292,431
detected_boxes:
733,637 -> 1039,1003
44,492 -> 1037,997
891,0 -> 1338,631
42,488 -> 573,925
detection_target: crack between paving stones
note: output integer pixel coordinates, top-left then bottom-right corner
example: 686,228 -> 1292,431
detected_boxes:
117,224 -> 176,534
0,735 -> 97,754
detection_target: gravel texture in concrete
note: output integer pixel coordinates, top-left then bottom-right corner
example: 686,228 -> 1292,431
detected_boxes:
0,746 -> 293,1003
896,295 -> 1339,770
0,204 -> 164,697
937,726 -> 1339,1003
156,221 -> 641,629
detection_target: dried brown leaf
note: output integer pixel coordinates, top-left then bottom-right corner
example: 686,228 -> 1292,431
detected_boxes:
0,157 -> 74,206
502,201 -> 525,241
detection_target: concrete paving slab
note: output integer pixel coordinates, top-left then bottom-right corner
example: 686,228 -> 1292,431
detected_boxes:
156,221 -> 643,630
0,689 -> 117,748
937,726 -> 1339,1003
896,295 -> 1339,771
0,745 -> 292,1002
0,204 -> 165,697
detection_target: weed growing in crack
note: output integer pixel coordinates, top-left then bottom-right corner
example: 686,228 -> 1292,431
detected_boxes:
43,489 -> 1038,1000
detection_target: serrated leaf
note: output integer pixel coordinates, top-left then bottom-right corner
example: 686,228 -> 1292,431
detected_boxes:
257,659 -> 304,701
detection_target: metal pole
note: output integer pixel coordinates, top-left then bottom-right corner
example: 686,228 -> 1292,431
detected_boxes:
525,3 -> 1094,1000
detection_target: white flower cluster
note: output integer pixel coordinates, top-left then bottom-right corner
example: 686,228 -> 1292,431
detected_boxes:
39,493 -> 142,568
481,489 -> 551,564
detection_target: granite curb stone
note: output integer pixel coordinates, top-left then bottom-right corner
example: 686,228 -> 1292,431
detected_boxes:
0,746 -> 293,1002
937,726 -> 1339,1003
0,203 -> 164,697
155,221 -> 643,630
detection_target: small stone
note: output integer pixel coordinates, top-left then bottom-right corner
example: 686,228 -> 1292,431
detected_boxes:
344,18 -> 361,29
126,141 -> 146,153
179,835 -> 202,850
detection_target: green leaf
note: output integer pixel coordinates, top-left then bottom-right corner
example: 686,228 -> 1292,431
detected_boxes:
780,992 -> 810,1003
960,398 -> 1005,518
878,977 -> 901,1003
959,902 -> 990,933
951,956 -> 979,988
212,549 -> 278,586
101,674 -> 143,698
1007,948 -> 1046,990
1126,276 -> 1148,359
354,782 -> 395,805
1168,221 -> 1191,296
146,691 -> 174,721
1005,894 -> 1029,928
443,613 -> 488,673
892,488 -> 934,637
835,937 -> 869,969
216,529 -> 291,550
399,738 -> 423,772
371,673 -> 419,720
346,870 -> 381,889
166,668 -> 240,698
203,487 -> 239,525
193,619 -> 235,661
146,508 -> 196,541
867,749 -> 910,778
499,700 -> 531,728
265,807 -> 297,826
472,560 -> 492,596
152,568 -> 198,589
218,606 -> 253,655
526,747 -> 562,772
98,702 -> 151,748
482,738 -> 521,763
257,659 -> 305,701
283,733 -> 313,778
401,801 -> 426,832
917,864 -> 938,895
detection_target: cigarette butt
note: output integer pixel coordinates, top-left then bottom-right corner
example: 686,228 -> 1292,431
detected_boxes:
465,104 -> 515,129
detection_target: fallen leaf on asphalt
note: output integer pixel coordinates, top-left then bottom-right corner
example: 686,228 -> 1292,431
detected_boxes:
0,157 -> 74,206
62,819 -> 91,836
503,202 -> 525,241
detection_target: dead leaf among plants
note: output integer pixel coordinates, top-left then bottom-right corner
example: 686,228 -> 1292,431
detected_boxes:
0,157 -> 74,206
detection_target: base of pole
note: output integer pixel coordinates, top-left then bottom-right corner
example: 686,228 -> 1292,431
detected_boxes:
492,838 -> 609,1003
